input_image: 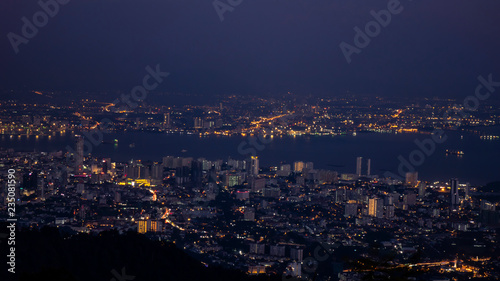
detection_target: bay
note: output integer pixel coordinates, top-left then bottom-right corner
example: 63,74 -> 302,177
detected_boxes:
1,128 -> 499,185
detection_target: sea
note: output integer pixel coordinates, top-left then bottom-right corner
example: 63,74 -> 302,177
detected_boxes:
1,127 -> 499,186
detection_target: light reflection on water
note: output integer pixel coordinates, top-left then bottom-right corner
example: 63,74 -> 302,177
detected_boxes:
1,129 -> 499,185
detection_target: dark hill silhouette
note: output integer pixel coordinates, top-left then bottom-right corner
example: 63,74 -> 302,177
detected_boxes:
2,227 -> 279,281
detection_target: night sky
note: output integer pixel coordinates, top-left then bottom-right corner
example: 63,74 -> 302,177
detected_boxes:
1,0 -> 500,98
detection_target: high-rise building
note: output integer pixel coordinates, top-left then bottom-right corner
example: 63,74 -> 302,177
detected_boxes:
149,220 -> 163,232
403,192 -> 417,206
385,205 -> 395,218
450,178 -> 459,210
137,220 -> 148,234
356,157 -> 363,176
290,248 -> 303,262
249,243 -> 265,255
102,158 -> 111,173
368,198 -> 384,218
344,203 -> 358,217
227,174 -> 240,187
366,158 -> 371,176
75,135 -> 84,174
277,164 -> 291,177
270,245 -> 285,257
480,200 -> 495,211
194,117 -> 203,129
464,182 -> 470,199
249,156 -> 259,175
405,172 -> 418,187
294,161 -> 304,173
244,208 -> 255,221
250,176 -> 266,192
137,220 -> 163,234
305,162 -> 314,170
151,163 -> 163,180
163,113 -> 171,129
385,194 -> 396,206
162,156 -> 174,168
418,182 -> 426,197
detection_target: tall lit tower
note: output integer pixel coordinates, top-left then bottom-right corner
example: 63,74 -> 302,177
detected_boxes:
464,182 -> 470,199
368,198 -> 384,218
250,156 -> 259,176
75,135 -> 84,174
163,113 -> 171,129
294,161 -> 304,173
450,178 -> 459,210
418,181 -> 426,197
356,157 -> 362,176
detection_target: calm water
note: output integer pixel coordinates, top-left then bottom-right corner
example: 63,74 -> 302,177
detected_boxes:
2,128 -> 500,185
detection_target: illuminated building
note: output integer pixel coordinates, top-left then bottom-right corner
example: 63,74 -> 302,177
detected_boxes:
418,181 -> 426,197
368,198 -> 384,218
137,220 -> 163,234
249,156 -> 259,175
294,161 -> 304,173
137,220 -> 148,234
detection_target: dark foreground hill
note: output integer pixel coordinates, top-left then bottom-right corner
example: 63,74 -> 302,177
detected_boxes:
1,227 -> 280,281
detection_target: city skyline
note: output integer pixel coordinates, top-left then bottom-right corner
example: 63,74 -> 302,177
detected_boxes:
1,1 -> 500,280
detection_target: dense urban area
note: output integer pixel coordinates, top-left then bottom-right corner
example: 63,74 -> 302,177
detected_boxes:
0,91 -> 499,138
1,92 -> 499,281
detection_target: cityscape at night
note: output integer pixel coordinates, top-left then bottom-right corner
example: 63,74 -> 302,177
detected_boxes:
1,1 -> 500,281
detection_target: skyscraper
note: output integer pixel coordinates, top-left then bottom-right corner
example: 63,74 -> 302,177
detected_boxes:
366,158 -> 371,176
194,117 -> 203,129
344,203 -> 358,217
75,135 -> 84,174
464,182 -> 470,199
418,181 -> 426,197
163,113 -> 171,129
250,156 -> 259,176
450,178 -> 459,210
405,172 -> 418,187
305,162 -> 314,170
368,198 -> 384,218
356,157 -> 362,176
294,161 -> 304,173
